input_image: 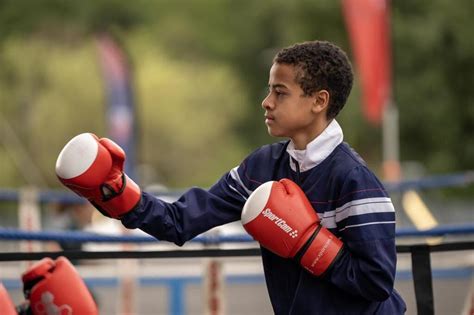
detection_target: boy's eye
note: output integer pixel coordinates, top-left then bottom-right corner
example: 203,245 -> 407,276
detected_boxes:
267,86 -> 287,97
275,90 -> 286,97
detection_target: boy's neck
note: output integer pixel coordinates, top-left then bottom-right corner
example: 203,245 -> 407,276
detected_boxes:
291,119 -> 332,150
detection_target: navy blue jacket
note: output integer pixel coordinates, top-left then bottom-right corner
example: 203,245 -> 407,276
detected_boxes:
122,121 -> 406,314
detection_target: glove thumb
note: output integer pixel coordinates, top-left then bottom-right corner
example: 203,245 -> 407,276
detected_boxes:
99,138 -> 125,170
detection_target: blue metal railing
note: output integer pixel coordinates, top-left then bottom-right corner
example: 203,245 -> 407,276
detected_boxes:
0,224 -> 473,244
1,171 -> 473,204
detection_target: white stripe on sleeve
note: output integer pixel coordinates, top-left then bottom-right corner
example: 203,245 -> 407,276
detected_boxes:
339,221 -> 396,231
321,197 -> 394,229
335,197 -> 394,222
228,184 -> 248,201
229,166 -> 252,197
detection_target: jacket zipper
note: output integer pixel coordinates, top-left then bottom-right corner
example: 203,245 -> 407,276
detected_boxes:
292,157 -> 301,185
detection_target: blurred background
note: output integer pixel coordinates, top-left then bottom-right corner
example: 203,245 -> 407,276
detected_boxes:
0,0 -> 473,314
0,0 -> 472,189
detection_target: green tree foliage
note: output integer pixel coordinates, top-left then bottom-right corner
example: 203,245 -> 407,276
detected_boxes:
0,38 -> 106,187
130,33 -> 250,187
0,0 -> 472,190
393,0 -> 474,174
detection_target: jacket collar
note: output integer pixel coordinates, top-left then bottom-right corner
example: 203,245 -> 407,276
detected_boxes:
286,119 -> 344,172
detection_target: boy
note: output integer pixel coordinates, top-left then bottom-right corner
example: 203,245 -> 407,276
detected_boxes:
56,40 -> 406,314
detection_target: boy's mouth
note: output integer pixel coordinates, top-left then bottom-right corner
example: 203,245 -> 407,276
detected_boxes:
265,116 -> 274,124
265,114 -> 275,122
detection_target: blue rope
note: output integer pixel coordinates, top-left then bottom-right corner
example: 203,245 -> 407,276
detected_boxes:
0,224 -> 472,244
0,228 -> 254,243
383,171 -> 474,193
395,224 -> 474,237
0,171 -> 473,204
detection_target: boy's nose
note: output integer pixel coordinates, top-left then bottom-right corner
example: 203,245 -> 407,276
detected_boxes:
261,95 -> 273,110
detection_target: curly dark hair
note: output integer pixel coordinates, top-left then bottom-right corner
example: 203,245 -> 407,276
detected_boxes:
274,40 -> 353,119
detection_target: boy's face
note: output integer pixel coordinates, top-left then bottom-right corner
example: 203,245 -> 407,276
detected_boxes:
262,63 -> 324,147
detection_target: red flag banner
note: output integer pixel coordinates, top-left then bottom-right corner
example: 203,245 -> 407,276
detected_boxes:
342,0 -> 392,125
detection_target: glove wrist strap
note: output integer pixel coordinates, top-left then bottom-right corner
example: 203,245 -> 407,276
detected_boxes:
298,226 -> 343,276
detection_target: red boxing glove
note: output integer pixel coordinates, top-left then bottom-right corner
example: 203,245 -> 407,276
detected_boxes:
22,257 -> 98,315
55,133 -> 141,218
0,283 -> 16,315
242,179 -> 343,276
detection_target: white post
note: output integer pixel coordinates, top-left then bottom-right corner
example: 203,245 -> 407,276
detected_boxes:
18,187 -> 42,268
204,258 -> 225,315
203,229 -> 225,315
117,227 -> 138,315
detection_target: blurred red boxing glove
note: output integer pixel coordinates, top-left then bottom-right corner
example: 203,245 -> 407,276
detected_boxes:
22,257 -> 98,315
242,179 -> 343,276
55,133 -> 141,218
0,283 -> 16,315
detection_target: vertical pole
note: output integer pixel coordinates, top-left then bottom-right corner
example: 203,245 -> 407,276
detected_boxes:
204,259 -> 225,315
382,1 -> 400,183
169,279 -> 185,315
18,187 -> 42,268
382,100 -> 401,181
203,230 -> 225,315
117,229 -> 139,315
411,245 -> 435,315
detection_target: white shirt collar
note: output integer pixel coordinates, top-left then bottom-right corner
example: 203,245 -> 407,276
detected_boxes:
286,119 -> 344,172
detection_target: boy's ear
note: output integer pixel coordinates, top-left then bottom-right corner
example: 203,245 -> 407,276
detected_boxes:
312,89 -> 330,114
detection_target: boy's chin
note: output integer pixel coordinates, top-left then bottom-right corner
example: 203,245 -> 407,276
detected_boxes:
267,129 -> 287,138
267,128 -> 277,137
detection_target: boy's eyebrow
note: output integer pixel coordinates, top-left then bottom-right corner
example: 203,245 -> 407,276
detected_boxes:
268,83 -> 288,89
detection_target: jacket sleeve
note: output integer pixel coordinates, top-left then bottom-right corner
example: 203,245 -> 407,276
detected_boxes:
120,165 -> 252,246
323,166 -> 398,301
